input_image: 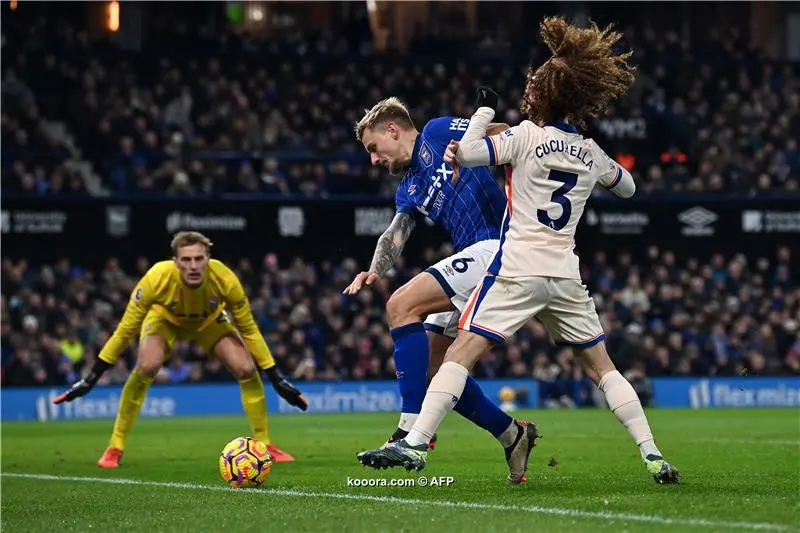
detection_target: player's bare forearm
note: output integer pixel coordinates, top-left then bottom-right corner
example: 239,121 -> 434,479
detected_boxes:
368,212 -> 416,276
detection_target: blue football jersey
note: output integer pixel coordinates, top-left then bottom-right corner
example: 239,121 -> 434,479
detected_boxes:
395,117 -> 507,251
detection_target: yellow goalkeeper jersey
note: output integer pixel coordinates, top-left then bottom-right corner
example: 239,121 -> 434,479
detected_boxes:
97,259 -> 275,370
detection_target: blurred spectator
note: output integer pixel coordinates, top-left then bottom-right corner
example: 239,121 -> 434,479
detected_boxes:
2,247 -> 797,388
2,10 -> 798,197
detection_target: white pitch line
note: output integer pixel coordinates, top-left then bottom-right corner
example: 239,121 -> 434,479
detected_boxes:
1,472 -> 792,531
550,435 -> 799,446
695,438 -> 799,446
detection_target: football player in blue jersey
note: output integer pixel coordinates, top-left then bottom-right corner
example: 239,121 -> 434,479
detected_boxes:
343,95 -> 538,483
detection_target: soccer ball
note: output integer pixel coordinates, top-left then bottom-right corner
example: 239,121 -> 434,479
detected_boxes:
219,437 -> 272,488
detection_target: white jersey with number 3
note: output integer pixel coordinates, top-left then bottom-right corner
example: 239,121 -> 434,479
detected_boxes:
475,115 -> 633,280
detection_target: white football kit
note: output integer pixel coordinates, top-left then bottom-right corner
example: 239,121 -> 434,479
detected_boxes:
424,239 -> 500,338
454,107 -> 636,347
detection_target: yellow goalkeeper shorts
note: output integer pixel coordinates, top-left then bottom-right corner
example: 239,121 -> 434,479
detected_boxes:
140,309 -> 238,356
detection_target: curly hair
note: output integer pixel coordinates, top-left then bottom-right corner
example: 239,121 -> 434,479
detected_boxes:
520,16 -> 637,130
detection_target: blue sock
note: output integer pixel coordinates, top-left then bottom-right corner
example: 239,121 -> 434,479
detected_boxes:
454,376 -> 514,438
390,322 -> 430,417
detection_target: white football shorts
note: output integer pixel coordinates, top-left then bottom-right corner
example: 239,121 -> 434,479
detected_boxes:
423,239 -> 500,338
459,274 -> 606,348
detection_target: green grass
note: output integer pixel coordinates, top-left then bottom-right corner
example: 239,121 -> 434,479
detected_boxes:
2,409 -> 799,532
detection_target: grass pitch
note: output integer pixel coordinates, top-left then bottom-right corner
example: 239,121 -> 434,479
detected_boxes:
2,409 -> 798,532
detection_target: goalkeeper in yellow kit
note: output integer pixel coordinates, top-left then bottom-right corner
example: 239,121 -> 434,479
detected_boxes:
53,231 -> 308,468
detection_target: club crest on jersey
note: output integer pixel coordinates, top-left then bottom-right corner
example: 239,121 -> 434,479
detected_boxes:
419,141 -> 433,167
209,299 -> 218,310
134,288 -> 143,301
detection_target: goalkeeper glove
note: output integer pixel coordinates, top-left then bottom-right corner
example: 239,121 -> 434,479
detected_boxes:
265,365 -> 308,411
53,359 -> 112,404
475,86 -> 499,111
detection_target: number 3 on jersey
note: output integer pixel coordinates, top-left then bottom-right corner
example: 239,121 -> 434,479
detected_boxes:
537,170 -> 578,231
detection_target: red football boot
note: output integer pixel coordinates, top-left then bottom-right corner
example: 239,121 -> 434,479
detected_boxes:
97,447 -> 123,468
266,444 -> 295,462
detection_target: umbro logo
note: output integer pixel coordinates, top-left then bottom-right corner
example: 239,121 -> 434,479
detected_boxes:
678,206 -> 717,237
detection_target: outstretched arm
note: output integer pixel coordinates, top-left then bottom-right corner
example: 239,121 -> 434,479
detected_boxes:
53,275 -> 154,404
369,212 -> 416,276
343,212 -> 416,294
224,271 -> 307,410
225,273 -> 276,372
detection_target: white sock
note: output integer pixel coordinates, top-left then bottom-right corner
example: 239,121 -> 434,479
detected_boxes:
598,370 -> 661,460
405,362 -> 468,447
397,413 -> 418,433
498,420 -> 519,448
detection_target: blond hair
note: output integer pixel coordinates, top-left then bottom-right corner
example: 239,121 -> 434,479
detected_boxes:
170,231 -> 213,255
354,97 -> 416,141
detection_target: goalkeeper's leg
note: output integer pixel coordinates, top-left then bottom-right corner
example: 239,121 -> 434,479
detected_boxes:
98,335 -> 167,468
213,335 -> 296,463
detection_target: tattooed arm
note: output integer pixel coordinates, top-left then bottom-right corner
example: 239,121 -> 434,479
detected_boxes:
343,212 -> 416,294
369,212 -> 416,275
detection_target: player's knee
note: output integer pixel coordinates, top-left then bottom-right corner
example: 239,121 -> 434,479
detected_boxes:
231,359 -> 258,381
442,342 -> 461,364
575,343 -> 615,384
386,292 -> 413,328
135,359 -> 162,378
136,338 -> 166,377
444,332 -> 489,367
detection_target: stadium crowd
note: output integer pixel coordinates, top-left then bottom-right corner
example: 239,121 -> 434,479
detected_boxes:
3,7 -> 798,409
2,14 -> 799,198
3,246 -> 798,399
